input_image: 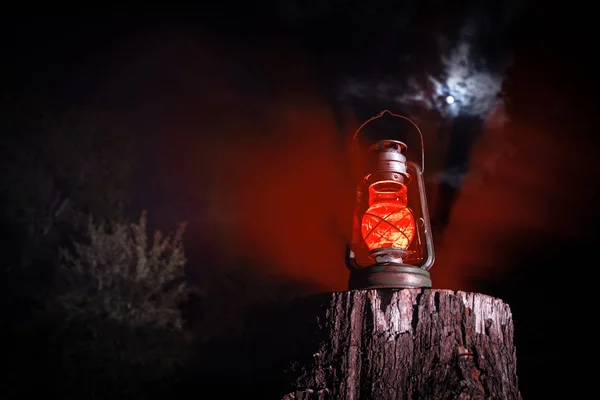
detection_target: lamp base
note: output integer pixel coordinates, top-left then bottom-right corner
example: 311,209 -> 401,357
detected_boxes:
348,265 -> 432,290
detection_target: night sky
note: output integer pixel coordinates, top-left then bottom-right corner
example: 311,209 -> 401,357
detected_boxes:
2,2 -> 598,398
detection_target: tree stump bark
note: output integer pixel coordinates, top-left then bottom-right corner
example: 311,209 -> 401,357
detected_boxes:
281,289 -> 521,400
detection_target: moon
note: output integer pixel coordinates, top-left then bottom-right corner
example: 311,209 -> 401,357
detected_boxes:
446,95 -> 455,104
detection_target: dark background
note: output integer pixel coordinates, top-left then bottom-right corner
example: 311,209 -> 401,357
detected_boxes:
1,2 -> 597,398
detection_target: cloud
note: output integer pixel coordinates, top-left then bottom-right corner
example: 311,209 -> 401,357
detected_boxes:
339,36 -> 506,120
335,1 -> 527,120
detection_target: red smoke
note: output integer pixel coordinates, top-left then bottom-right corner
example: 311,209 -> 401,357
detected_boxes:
137,31 -> 596,293
215,102 -> 354,291
432,109 -> 598,290
140,35 -> 357,291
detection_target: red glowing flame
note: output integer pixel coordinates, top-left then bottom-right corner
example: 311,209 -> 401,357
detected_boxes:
362,204 -> 415,251
361,182 -> 415,251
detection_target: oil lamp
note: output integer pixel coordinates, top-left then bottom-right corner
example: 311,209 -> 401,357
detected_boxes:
346,110 -> 435,289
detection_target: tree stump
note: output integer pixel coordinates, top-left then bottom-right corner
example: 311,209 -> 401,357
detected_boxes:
281,289 -> 521,400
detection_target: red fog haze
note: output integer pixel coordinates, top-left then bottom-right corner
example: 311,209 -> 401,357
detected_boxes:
144,35 -> 597,293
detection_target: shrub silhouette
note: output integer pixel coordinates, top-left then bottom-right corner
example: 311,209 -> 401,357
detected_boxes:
41,211 -> 193,398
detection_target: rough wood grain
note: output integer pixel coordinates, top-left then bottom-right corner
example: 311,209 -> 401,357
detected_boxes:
281,289 -> 521,400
